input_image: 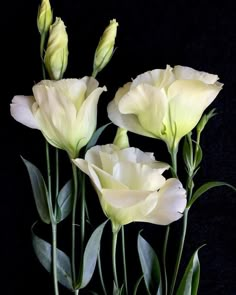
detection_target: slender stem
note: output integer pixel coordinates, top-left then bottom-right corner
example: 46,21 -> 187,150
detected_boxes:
169,208 -> 189,295
169,147 -> 194,295
40,33 -> 46,79
98,252 -> 108,295
55,149 -> 59,196
112,230 -> 119,288
92,68 -> 98,78
46,142 -> 52,199
52,223 -> 59,295
78,171 -> 86,283
121,226 -> 128,295
72,163 -> 78,286
162,147 -> 178,295
162,225 -> 170,295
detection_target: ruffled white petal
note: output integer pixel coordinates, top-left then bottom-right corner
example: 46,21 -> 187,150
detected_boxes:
118,84 -> 168,137
173,65 -> 219,84
164,80 -> 222,142
102,190 -> 158,226
75,86 -> 107,155
10,95 -> 39,129
112,162 -> 166,191
131,65 -> 175,89
140,178 -> 186,225
107,99 -> 155,138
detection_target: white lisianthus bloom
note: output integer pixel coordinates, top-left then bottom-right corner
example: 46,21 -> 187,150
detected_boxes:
10,77 -> 106,157
107,65 -> 223,152
73,144 -> 186,232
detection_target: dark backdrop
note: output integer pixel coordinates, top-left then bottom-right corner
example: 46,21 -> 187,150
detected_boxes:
1,0 -> 236,294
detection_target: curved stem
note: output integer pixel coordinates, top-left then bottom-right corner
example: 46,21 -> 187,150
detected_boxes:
121,226 -> 128,294
112,230 -> 119,288
72,163 -> 78,286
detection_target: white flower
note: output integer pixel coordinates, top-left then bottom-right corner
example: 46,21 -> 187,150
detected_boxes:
10,77 -> 106,157
73,144 -> 186,231
107,65 -> 223,151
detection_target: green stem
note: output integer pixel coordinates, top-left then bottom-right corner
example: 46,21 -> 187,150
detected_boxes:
72,163 -> 78,287
121,226 -> 128,294
78,171 -> 86,283
162,225 -> 169,295
98,252 -> 108,295
55,149 -> 59,196
52,222 -> 59,295
169,208 -> 189,295
46,142 -> 52,199
92,68 -> 98,78
162,147 -> 178,295
40,33 -> 46,79
169,148 -> 194,295
112,230 -> 119,288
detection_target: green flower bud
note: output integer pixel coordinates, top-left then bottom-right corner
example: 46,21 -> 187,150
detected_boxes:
196,108 -> 217,135
113,127 -> 129,149
93,19 -> 118,76
37,0 -> 53,35
44,17 -> 69,80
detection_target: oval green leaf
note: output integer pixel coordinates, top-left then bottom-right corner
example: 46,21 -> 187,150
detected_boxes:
188,181 -> 236,208
22,157 -> 50,224
176,246 -> 204,295
56,179 -> 73,223
137,233 -> 162,295
78,220 -> 108,289
32,229 -> 73,290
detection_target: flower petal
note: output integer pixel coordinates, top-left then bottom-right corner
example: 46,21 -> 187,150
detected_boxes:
112,162 -> 166,191
165,79 -> 222,142
10,95 -> 39,129
102,190 -> 158,226
90,163 -> 128,190
140,178 -> 186,225
173,65 -> 219,84
75,86 -> 107,155
118,84 -> 168,137
131,65 -> 174,89
81,76 -> 99,96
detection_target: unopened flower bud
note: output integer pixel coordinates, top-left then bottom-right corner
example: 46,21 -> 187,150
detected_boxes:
113,127 -> 129,149
93,19 -> 118,76
37,0 -> 53,35
44,17 -> 69,80
197,108 -> 217,134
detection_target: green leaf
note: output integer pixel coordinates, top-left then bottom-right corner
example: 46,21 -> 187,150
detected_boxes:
133,275 -> 144,295
32,229 -> 73,290
86,123 -> 111,152
78,220 -> 108,289
176,246 -> 204,295
56,179 -> 73,223
22,157 -> 50,224
188,181 -> 236,208
137,233 -> 162,295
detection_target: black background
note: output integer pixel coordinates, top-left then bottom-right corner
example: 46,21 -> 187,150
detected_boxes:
1,0 -> 236,294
